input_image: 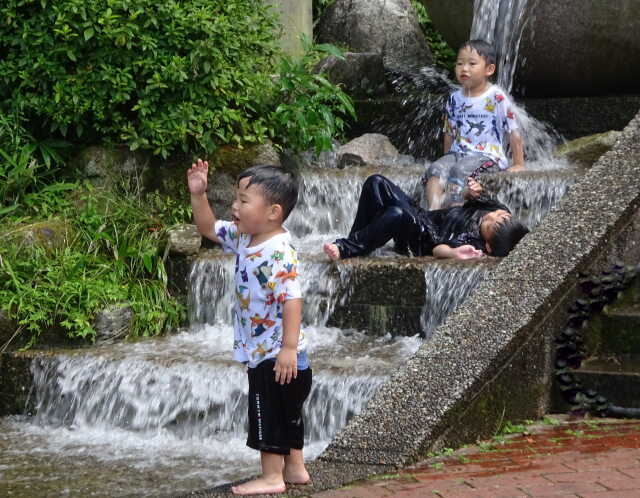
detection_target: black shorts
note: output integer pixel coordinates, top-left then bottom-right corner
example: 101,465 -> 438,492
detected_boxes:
246,360 -> 313,455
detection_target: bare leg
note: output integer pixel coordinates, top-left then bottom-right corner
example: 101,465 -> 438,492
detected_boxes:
283,449 -> 310,484
322,243 -> 341,260
231,452 -> 286,495
426,176 -> 445,210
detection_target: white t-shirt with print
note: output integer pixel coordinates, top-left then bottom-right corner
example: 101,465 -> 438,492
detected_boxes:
443,85 -> 519,169
214,220 -> 306,368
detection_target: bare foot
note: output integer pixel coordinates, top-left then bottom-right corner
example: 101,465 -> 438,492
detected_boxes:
283,468 -> 310,484
231,477 -> 286,495
323,243 -> 341,261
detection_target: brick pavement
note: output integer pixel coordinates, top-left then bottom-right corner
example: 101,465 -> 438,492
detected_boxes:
312,417 -> 640,497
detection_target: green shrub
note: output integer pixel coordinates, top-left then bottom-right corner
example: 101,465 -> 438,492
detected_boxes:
0,181 -> 187,347
0,107 -> 69,217
268,36 -> 355,154
0,0 -> 280,157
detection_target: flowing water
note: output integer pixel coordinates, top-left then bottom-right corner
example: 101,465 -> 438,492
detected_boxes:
471,0 -> 538,94
1,3 -> 580,492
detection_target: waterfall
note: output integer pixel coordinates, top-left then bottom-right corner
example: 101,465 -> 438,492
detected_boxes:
421,263 -> 492,338
0,324 -> 420,496
490,172 -> 575,229
471,0 -> 537,95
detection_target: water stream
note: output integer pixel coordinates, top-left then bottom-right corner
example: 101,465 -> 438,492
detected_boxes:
0,3 -> 581,491
1,159 -> 574,496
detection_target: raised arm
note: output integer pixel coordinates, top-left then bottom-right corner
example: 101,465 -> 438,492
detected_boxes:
187,159 -> 220,243
507,130 -> 524,172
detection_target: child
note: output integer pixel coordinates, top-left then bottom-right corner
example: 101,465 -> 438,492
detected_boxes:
423,39 -> 524,210
188,159 -> 312,496
323,174 -> 529,260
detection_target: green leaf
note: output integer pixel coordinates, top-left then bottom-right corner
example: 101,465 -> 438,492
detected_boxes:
84,28 -> 94,41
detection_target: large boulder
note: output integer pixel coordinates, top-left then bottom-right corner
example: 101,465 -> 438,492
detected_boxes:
421,0 -> 640,97
317,0 -> 434,73
315,52 -> 387,98
336,133 -> 399,167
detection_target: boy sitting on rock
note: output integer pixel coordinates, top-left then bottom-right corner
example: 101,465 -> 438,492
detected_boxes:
423,39 -> 525,210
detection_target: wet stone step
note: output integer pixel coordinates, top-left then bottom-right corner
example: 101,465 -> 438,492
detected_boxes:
191,251 -> 498,338
585,307 -> 640,355
569,355 -> 640,408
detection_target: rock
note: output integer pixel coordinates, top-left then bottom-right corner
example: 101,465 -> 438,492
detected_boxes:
421,0 -> 640,97
555,131 -> 623,169
337,134 -> 399,167
250,140 -> 282,167
6,221 -> 74,251
167,224 -> 202,256
317,0 -> 434,73
71,145 -> 151,187
71,141 -> 282,223
0,310 -> 19,349
315,52 -> 387,98
93,306 -> 134,343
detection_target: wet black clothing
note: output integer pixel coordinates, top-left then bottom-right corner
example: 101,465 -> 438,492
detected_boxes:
334,174 -> 510,259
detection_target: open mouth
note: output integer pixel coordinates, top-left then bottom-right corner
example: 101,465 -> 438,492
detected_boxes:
232,215 -> 240,224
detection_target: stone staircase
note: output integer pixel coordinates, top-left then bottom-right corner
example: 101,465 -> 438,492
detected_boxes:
553,269 -> 640,413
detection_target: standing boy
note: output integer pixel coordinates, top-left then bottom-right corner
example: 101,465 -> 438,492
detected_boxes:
423,39 -> 525,209
188,159 -> 312,495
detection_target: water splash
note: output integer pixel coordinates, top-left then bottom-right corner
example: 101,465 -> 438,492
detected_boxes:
0,327 -> 421,496
487,171 -> 576,229
421,263 -> 492,338
287,167 -> 425,240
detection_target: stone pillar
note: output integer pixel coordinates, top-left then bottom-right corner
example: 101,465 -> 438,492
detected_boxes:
266,0 -> 313,58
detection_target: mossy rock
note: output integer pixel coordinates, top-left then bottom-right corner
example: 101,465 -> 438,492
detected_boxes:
555,131 -> 622,169
2,220 -> 75,251
71,142 -> 282,221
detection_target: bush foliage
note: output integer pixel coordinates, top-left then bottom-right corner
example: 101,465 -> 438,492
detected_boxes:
0,0 -> 281,157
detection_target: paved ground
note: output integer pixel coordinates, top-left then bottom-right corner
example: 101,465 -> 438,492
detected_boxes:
311,417 -> 640,498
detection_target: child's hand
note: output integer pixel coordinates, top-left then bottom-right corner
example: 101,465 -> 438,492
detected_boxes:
274,346 -> 297,385
466,177 -> 483,199
187,159 -> 209,195
452,245 -> 484,259
507,164 -> 525,172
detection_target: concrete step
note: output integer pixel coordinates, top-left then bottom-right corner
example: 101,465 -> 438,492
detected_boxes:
574,355 -> 640,408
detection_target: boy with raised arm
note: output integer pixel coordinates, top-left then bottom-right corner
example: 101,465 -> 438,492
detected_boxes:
188,159 -> 311,495
423,39 -> 524,210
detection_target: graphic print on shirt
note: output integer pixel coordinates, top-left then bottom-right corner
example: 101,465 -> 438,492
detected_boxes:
213,220 -> 306,368
254,261 -> 272,286
236,286 -> 251,310
443,86 -> 518,169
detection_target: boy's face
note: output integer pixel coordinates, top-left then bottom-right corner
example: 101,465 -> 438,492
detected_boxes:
455,46 -> 495,92
231,177 -> 278,235
479,209 -> 511,252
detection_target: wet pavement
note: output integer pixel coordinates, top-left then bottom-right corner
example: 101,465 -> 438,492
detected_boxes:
312,416 -> 640,497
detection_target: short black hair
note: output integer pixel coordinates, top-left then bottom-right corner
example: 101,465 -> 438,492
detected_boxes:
489,218 -> 529,257
459,39 -> 496,66
237,165 -> 299,221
